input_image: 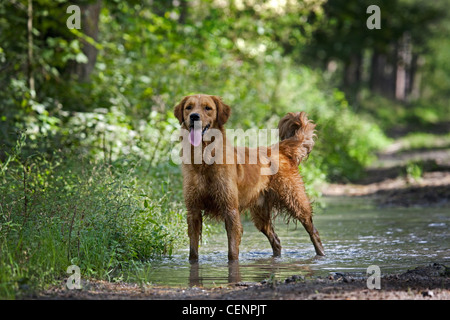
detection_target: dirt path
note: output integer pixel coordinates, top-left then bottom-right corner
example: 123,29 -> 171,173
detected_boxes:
322,141 -> 450,207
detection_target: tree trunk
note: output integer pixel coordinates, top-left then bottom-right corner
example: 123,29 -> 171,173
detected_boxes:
369,50 -> 380,93
178,0 -> 188,24
407,53 -> 418,97
370,51 -> 389,96
27,0 -> 35,97
343,53 -> 362,88
370,48 -> 397,99
395,33 -> 412,101
410,55 -> 424,100
343,53 -> 362,102
73,0 -> 101,81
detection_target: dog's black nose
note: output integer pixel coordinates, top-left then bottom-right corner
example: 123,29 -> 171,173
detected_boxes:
190,113 -> 200,122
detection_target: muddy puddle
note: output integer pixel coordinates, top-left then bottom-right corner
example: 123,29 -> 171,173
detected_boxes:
129,198 -> 449,287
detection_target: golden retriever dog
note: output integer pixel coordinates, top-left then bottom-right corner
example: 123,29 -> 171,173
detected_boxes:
174,94 -> 325,261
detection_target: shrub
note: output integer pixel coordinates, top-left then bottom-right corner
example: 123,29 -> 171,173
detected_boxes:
0,132 -> 185,298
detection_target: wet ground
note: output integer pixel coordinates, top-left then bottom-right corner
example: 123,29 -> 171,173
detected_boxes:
117,198 -> 449,288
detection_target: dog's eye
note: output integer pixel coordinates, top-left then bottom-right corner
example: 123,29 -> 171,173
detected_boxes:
186,105 -> 192,110
205,106 -> 212,111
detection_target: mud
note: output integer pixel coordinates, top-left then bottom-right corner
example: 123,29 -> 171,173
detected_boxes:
33,263 -> 449,300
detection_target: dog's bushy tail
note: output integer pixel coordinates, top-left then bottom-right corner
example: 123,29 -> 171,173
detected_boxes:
278,112 -> 316,165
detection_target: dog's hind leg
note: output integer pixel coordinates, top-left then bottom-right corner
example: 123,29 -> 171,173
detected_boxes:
250,202 -> 281,257
299,214 -> 325,257
278,180 -> 325,256
187,209 -> 202,261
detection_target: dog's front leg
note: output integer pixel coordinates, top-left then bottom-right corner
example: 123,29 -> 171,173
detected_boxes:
224,209 -> 242,261
187,209 -> 202,261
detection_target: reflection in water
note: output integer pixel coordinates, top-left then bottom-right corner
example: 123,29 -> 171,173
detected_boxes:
189,261 -> 241,287
187,256 -> 323,287
136,203 -> 449,287
227,261 -> 241,284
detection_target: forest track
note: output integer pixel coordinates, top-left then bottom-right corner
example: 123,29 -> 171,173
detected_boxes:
322,136 -> 450,207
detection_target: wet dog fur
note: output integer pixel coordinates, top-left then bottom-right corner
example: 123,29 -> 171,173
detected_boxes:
174,94 -> 325,261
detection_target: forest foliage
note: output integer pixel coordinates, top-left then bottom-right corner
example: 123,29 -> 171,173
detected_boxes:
0,0 -> 448,298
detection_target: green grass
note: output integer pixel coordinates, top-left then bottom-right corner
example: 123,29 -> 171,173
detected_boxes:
0,144 -> 187,298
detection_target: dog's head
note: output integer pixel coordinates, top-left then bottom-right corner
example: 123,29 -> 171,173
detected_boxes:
174,94 -> 231,146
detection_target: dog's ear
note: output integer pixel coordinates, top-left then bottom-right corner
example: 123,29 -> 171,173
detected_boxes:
211,95 -> 231,127
174,96 -> 188,124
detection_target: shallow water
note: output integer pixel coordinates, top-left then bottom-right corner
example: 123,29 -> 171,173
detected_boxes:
138,198 -> 449,287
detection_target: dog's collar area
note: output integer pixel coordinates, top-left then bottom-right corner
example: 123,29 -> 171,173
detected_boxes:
201,124 -> 210,136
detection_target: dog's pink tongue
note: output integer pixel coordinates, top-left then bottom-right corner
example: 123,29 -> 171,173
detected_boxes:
189,127 -> 202,146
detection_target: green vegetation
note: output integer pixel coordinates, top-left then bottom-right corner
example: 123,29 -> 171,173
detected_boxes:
1,0 -> 448,298
397,132 -> 450,152
0,131 -> 186,298
405,161 -> 423,182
